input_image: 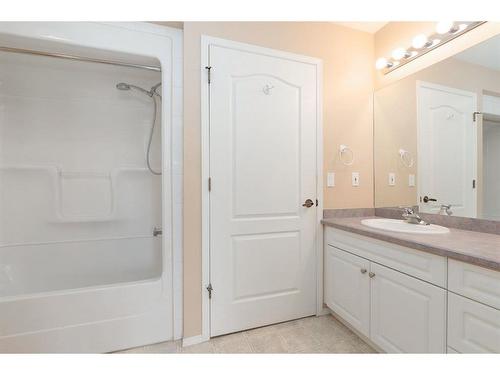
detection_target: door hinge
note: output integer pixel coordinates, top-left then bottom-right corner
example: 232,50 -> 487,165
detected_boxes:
206,283 -> 213,299
205,66 -> 212,84
316,199 -> 319,207
473,111 -> 482,122
473,179 -> 476,189
208,177 -> 212,191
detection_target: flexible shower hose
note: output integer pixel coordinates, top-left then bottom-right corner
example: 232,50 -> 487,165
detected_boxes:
147,95 -> 161,175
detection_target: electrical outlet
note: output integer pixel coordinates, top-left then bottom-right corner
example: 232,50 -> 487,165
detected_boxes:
327,172 -> 335,187
409,174 -> 416,187
352,172 -> 360,186
389,173 -> 396,186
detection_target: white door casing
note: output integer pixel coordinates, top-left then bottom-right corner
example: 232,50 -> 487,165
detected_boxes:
417,81 -> 477,217
202,37 -> 322,337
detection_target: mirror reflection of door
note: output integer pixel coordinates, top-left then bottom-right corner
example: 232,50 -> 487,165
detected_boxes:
482,109 -> 500,220
417,81 -> 477,217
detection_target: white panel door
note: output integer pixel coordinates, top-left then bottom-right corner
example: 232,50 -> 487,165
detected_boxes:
370,263 -> 446,353
417,82 -> 477,216
208,40 -> 319,336
324,246 -> 370,336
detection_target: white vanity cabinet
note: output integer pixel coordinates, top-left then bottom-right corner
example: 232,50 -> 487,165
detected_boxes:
325,246 -> 370,336
324,227 -> 447,353
369,262 -> 446,353
447,260 -> 500,353
324,226 -> 500,354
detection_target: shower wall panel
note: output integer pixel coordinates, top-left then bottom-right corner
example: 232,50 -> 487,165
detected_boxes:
0,51 -> 163,297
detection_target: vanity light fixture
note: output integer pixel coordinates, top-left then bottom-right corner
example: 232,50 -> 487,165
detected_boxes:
436,21 -> 457,34
391,47 -> 410,60
412,34 -> 430,49
375,21 -> 486,74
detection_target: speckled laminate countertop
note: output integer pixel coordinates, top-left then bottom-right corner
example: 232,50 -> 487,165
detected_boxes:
322,216 -> 500,272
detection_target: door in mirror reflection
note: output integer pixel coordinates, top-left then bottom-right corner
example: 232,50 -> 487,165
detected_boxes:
417,81 -> 477,217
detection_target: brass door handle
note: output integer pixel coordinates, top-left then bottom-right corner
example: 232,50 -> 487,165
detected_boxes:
302,199 -> 314,208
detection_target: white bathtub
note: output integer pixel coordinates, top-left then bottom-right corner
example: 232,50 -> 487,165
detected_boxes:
0,237 -> 172,353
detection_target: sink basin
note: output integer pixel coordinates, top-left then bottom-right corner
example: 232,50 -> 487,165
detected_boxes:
361,218 -> 450,234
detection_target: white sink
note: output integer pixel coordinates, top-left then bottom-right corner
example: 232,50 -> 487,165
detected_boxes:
361,218 -> 450,234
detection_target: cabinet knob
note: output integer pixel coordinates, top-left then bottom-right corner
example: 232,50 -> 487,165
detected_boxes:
369,272 -> 376,278
360,268 -> 367,274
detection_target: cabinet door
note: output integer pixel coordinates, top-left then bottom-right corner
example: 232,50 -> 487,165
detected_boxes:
324,245 -> 370,336
448,292 -> 500,353
370,263 -> 446,353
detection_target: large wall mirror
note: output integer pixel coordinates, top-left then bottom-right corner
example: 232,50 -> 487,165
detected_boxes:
374,33 -> 500,220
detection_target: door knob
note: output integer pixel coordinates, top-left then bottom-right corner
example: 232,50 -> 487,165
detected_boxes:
360,269 -> 367,274
302,199 -> 314,208
423,196 -> 437,203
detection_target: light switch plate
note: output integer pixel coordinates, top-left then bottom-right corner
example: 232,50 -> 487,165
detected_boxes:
389,173 -> 396,186
352,172 -> 360,186
409,174 -> 416,187
327,172 -> 335,187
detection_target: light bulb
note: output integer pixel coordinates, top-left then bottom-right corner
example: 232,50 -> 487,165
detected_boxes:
412,34 -> 428,49
392,48 -> 408,60
430,38 -> 441,47
458,23 -> 468,32
375,57 -> 388,70
436,21 -> 455,34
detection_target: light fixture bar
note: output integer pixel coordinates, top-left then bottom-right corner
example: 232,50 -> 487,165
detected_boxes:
377,21 -> 486,75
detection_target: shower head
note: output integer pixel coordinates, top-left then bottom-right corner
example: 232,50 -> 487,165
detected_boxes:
116,82 -> 131,91
115,82 -> 153,97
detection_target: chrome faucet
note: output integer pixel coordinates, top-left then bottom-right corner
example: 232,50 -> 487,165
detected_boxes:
438,204 -> 453,216
401,207 -> 429,225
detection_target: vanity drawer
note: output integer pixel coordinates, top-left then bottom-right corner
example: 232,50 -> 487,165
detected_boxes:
448,292 -> 500,353
448,259 -> 500,310
325,227 -> 447,287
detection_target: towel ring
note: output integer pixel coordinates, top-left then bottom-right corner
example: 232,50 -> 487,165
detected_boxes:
339,144 -> 354,166
399,149 -> 414,168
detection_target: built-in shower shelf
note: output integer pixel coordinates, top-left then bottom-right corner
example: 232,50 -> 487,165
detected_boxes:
0,164 -> 156,223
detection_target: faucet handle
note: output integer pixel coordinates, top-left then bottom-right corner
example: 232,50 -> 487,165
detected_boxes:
440,204 -> 453,216
399,206 -> 415,215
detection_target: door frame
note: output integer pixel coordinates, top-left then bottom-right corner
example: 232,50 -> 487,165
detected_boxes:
416,80 -> 478,217
200,35 -> 323,343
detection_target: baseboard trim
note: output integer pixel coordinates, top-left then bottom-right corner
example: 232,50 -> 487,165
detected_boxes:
317,306 -> 331,316
182,334 -> 209,347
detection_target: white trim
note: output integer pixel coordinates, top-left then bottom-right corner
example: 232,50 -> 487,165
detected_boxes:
0,21 -> 183,346
416,80 -> 478,217
181,334 -> 209,348
200,35 -> 324,339
315,60 -> 325,317
200,35 -> 212,343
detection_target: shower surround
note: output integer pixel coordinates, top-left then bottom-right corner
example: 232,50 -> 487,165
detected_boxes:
0,22 -> 183,353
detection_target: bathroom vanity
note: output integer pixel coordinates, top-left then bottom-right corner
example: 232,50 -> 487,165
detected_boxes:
322,216 -> 500,354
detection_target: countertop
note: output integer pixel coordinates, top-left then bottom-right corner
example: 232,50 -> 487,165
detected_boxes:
322,216 -> 500,272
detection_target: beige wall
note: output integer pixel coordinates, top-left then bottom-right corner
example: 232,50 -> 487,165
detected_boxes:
183,22 -> 374,337
374,57 -> 500,210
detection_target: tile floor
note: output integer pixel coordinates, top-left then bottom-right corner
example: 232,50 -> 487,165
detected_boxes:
115,314 -> 376,354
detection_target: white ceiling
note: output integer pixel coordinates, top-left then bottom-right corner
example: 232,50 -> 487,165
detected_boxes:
454,35 -> 500,72
334,22 -> 388,34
